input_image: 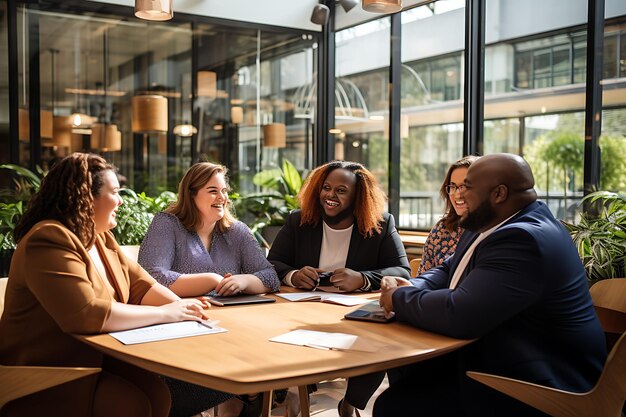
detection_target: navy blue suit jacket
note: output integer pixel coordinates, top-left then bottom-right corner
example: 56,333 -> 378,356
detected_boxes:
393,201 -> 606,393
268,210 -> 411,290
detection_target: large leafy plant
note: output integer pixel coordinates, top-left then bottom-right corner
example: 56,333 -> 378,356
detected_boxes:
236,159 -> 305,236
563,191 -> 626,282
112,189 -> 177,245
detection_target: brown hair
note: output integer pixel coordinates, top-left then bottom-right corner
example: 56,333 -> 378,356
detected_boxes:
14,153 -> 114,248
298,161 -> 386,238
440,155 -> 480,231
166,162 -> 235,233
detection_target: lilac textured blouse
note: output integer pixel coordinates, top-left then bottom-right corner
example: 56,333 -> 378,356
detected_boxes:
138,212 -> 280,292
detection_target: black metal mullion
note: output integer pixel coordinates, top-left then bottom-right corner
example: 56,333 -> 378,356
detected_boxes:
7,0 -> 19,164
388,14 -> 401,221
315,0 -> 335,166
28,7 -> 41,170
583,0 -> 604,195
463,0 -> 485,156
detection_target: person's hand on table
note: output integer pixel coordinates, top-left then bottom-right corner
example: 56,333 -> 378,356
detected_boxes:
292,266 -> 321,289
162,298 -> 210,322
331,268 -> 365,292
215,273 -> 247,296
379,276 -> 411,318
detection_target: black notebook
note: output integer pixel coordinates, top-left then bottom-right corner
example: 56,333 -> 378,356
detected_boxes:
205,294 -> 276,307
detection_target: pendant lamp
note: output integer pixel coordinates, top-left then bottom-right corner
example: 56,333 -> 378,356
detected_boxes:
51,116 -> 73,147
173,123 -> 197,137
197,71 -> 217,98
91,123 -> 121,151
17,109 -> 54,141
132,95 -> 168,133
263,123 -> 286,148
135,0 -> 173,21
362,0 -> 402,13
231,106 -> 244,125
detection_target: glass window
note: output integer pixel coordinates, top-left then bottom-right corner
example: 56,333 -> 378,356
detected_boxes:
399,1 -> 465,230
335,17 -> 391,196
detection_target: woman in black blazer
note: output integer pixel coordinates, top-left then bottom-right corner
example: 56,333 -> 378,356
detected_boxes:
268,160 -> 411,416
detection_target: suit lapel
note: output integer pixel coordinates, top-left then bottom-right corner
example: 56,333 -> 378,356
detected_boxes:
448,230 -> 479,283
96,236 -> 129,303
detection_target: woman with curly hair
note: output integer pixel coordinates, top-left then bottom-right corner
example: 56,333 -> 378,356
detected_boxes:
268,160 -> 410,416
417,155 -> 479,275
0,153 -> 210,417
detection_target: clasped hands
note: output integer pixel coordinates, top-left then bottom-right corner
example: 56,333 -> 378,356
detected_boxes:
292,266 -> 364,292
379,275 -> 411,318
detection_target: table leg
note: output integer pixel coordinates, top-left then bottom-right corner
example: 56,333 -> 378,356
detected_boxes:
298,385 -> 310,417
262,390 -> 273,417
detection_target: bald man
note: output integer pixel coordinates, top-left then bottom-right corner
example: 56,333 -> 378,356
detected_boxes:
375,154 -> 607,417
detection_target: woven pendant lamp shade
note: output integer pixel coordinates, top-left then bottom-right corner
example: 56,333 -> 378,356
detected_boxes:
51,116 -> 73,147
197,71 -> 217,98
263,123 -> 286,148
362,0 -> 402,13
91,123 -> 121,151
40,110 -> 53,139
132,95 -> 168,133
18,108 -> 29,141
134,0 -> 173,21
231,106 -> 244,124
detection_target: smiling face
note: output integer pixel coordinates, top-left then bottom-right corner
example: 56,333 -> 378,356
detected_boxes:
458,164 -> 498,232
192,172 -> 229,227
319,168 -> 357,228
93,170 -> 122,234
448,167 -> 469,216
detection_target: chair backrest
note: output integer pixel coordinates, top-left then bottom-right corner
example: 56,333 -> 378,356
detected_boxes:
0,365 -> 100,408
590,278 -> 626,334
0,277 -> 7,318
119,245 -> 141,263
410,258 -> 422,277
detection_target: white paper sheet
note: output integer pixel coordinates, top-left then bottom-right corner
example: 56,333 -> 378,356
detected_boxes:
109,320 -> 227,345
269,329 -> 379,352
276,292 -> 367,306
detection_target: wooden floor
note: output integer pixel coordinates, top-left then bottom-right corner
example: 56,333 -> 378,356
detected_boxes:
199,377 -> 389,417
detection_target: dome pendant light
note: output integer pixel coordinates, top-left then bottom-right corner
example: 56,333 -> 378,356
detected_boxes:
135,0 -> 173,21
362,0 -> 402,14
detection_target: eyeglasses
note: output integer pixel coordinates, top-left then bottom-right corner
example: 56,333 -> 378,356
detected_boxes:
445,184 -> 468,194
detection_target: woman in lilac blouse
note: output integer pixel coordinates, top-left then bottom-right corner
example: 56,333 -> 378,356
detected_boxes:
417,155 -> 478,275
139,162 -> 279,296
139,162 -> 279,417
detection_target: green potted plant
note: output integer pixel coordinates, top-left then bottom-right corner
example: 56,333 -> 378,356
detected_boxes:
112,189 -> 177,245
0,164 -> 43,276
235,159 -> 306,245
563,191 -> 626,284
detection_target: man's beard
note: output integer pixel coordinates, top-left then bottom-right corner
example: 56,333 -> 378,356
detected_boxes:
322,204 -> 355,226
460,198 -> 496,232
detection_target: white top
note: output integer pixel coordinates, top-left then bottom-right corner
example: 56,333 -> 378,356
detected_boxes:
319,222 -> 353,271
284,222 -> 353,287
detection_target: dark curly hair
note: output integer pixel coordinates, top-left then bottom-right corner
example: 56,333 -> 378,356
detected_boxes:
440,155 -> 479,232
14,153 -> 115,248
298,160 -> 386,238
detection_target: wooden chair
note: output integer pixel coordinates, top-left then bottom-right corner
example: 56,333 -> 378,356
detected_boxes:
467,278 -> 626,417
410,258 -> 422,277
0,365 -> 101,409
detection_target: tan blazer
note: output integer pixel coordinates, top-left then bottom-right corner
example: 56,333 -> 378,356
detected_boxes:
0,220 -> 156,416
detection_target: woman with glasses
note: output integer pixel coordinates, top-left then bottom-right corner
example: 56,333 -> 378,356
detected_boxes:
417,155 -> 479,275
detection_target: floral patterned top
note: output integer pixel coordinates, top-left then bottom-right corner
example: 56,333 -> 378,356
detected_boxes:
417,219 -> 464,275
